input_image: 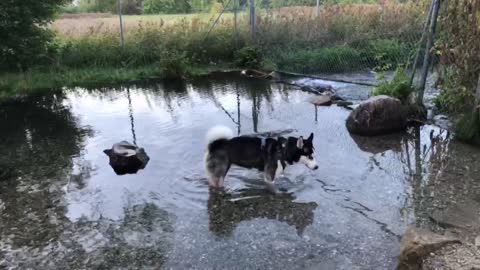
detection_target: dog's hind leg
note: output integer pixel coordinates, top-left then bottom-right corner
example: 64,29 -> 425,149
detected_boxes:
205,152 -> 230,189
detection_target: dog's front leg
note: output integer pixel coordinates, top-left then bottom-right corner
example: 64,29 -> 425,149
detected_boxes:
264,162 -> 278,193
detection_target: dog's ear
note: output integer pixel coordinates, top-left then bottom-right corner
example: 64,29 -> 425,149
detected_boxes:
307,133 -> 314,141
297,136 -> 304,148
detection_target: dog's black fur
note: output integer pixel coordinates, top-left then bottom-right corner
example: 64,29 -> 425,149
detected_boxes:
205,128 -> 317,188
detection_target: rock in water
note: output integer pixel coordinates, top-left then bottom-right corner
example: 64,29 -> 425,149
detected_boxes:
399,227 -> 461,270
103,141 -> 150,175
308,95 -> 332,106
346,95 -> 408,136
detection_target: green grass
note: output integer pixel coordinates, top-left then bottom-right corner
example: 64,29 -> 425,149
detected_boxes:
0,66 -> 172,99
0,63 -> 237,100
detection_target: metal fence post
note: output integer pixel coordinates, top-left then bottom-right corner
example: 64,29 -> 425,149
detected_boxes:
409,0 -> 434,86
475,71 -> 480,114
316,0 -> 320,17
118,0 -> 125,48
250,0 -> 256,40
417,0 -> 441,106
234,0 -> 238,47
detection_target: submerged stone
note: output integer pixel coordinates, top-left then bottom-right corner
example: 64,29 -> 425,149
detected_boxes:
103,141 -> 150,175
308,95 -> 333,106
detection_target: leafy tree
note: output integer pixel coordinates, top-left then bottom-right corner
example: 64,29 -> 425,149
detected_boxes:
0,0 -> 70,71
144,0 -> 191,14
77,0 -> 141,14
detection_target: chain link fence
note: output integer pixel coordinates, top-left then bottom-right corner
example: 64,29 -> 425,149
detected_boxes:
202,0 -> 430,85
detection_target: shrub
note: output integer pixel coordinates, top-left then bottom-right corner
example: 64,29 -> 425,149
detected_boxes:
372,67 -> 413,102
234,46 -> 263,69
434,70 -> 475,113
275,46 -> 364,73
366,39 -> 412,72
0,0 -> 70,71
455,112 -> 480,144
156,50 -> 192,79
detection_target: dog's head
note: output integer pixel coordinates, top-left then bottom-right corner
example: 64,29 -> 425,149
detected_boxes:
291,133 -> 318,170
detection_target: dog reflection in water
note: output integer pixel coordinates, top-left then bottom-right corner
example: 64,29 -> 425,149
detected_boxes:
207,190 -> 317,237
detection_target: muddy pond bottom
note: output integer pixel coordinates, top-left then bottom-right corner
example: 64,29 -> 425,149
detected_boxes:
1,72 -> 479,269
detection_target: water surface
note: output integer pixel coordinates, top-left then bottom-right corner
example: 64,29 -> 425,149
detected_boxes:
1,72 -> 479,269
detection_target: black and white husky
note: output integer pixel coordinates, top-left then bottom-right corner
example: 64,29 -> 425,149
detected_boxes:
205,126 -> 318,188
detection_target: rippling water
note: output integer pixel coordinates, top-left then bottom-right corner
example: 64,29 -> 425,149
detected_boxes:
1,72 -> 479,269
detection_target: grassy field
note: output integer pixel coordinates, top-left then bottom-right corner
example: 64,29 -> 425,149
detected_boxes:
52,12 -> 237,37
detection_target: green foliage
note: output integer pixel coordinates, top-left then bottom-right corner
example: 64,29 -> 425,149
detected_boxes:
77,0 -> 141,14
234,47 -> 263,68
324,0 -> 377,4
78,0 -> 116,13
156,50 -> 192,79
366,39 -> 411,72
270,0 -> 317,8
0,0 -> 69,71
0,66 -> 167,98
455,112 -> 480,144
435,0 -> 479,146
434,69 -> 475,113
60,3 -> 81,14
144,0 -> 192,14
275,46 -> 364,73
372,67 -> 413,102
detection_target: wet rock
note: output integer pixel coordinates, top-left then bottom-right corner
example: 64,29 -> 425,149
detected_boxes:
241,69 -> 278,80
399,227 -> 461,270
308,95 -> 332,106
301,84 -> 334,95
103,141 -> 150,175
432,114 -> 452,130
335,101 -> 354,109
430,200 -> 480,230
346,95 -> 408,136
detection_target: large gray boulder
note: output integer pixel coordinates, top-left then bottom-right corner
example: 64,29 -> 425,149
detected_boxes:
346,95 -> 408,136
104,141 -> 150,175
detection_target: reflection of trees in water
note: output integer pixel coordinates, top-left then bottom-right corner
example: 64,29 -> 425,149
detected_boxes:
0,94 -> 91,250
207,191 -> 317,237
403,127 -> 453,227
407,127 -> 480,230
83,73 -> 279,136
192,73 -> 274,134
0,94 -> 172,269
348,126 -> 460,228
73,80 -> 191,122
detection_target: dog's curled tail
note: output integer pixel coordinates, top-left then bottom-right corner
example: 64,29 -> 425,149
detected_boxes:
206,125 -> 233,150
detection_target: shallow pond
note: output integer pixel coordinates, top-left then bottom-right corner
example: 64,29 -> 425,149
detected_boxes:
1,72 -> 479,269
